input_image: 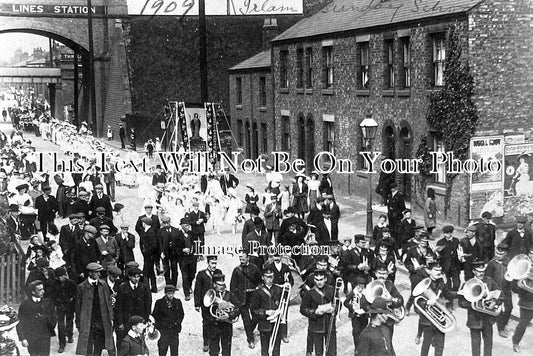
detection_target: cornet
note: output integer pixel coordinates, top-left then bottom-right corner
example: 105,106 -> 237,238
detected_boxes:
505,254 -> 533,293
413,278 -> 456,333
459,278 -> 502,316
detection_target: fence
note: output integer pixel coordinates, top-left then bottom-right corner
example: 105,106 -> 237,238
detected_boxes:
0,243 -> 26,305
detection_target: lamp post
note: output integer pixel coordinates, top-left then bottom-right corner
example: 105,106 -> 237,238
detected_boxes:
360,113 -> 378,239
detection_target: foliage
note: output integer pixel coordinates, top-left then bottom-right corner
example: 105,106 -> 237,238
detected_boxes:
416,23 -> 479,215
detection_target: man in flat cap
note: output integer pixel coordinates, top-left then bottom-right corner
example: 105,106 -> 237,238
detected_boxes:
460,225 -> 483,280
118,316 -> 148,356
25,257 -> 56,298
189,201 -> 207,250
435,225 -> 462,293
152,285 -> 185,356
71,190 -> 91,222
500,215 -> 533,260
343,276 -> 370,352
51,266 -> 77,352
138,215 -> 159,293
34,185 -> 59,242
89,206 -> 117,235
397,209 -> 416,261
75,263 -> 115,355
194,255 -> 222,352
116,222 -> 135,271
241,206 -> 264,249
477,211 -> 497,261
135,203 -> 160,236
72,225 -> 101,282
404,236 -> 433,314
59,214 -> 82,276
5,203 -> 21,242
157,215 -> 181,286
95,224 -> 120,273
89,184 -> 113,220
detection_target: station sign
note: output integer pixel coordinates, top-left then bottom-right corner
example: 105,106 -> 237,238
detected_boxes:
0,4 -> 107,16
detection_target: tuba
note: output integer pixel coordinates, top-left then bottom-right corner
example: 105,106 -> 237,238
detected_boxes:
203,289 -> 239,324
325,278 -> 344,355
413,278 -> 456,333
363,280 -> 405,322
459,278 -> 502,316
505,254 -> 533,293
268,283 -> 291,356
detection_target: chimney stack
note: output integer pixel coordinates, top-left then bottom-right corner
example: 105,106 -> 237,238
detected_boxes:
262,18 -> 279,51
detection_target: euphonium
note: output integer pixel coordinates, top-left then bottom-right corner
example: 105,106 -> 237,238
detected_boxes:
268,283 -> 291,356
413,278 -> 456,333
460,278 -> 502,316
506,254 -> 533,293
363,280 -> 405,322
203,289 -> 239,324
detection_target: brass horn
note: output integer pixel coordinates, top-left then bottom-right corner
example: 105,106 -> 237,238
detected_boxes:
363,280 -> 405,323
203,289 -> 239,324
146,316 -> 160,341
460,278 -> 502,316
506,254 -> 533,293
413,278 -> 456,333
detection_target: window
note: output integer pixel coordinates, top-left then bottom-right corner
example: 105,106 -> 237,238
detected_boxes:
259,77 -> 267,107
296,48 -> 304,88
434,136 -> 446,183
402,37 -> 411,88
237,120 -> 243,146
282,116 -> 290,151
323,122 -> 334,154
280,50 -> 289,88
305,48 -> 313,88
236,77 -> 242,105
432,35 -> 446,86
322,46 -> 333,89
359,42 -> 370,89
385,40 -> 395,88
261,123 -> 268,153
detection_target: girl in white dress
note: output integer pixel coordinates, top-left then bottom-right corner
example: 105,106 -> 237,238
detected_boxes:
208,198 -> 225,235
225,188 -> 243,235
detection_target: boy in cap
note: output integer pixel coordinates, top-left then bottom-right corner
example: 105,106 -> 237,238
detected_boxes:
72,224 -> 100,282
152,285 -> 185,356
95,224 -> 120,274
404,235 -> 433,314
116,222 -> 135,271
59,213 -> 81,274
460,225 -> 483,280
135,203 -> 161,236
500,215 -> 533,260
25,257 -> 56,298
89,206 -> 117,234
485,246 -> 513,338
250,268 -> 283,356
51,266 -> 77,352
355,297 -> 396,356
118,316 -> 148,356
477,211 -> 496,261
89,183 -> 113,219
458,260 -> 502,356
397,209 -> 416,261
194,255 -> 222,351
34,185 -> 59,242
435,225 -> 462,292
343,276 -> 370,352
139,215 -> 159,293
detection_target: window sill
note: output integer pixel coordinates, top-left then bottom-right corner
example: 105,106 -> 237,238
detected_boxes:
279,88 -> 289,94
427,183 -> 446,195
296,88 -> 304,94
397,89 -> 411,97
382,89 -> 395,97
355,89 -> 370,97
235,105 -> 243,110
305,88 -> 313,95
258,107 -> 267,112
321,89 -> 334,95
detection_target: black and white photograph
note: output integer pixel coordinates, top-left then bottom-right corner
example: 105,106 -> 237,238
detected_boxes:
0,0 -> 532,355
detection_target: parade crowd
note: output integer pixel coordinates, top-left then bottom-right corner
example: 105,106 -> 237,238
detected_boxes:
0,102 -> 533,356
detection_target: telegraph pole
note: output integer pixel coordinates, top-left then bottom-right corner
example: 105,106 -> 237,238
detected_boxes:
199,0 -> 208,102
87,0 -> 97,135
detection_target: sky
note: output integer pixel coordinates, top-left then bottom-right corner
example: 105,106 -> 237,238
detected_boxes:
0,33 -> 50,62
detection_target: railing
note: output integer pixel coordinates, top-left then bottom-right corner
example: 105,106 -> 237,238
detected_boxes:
0,241 -> 26,305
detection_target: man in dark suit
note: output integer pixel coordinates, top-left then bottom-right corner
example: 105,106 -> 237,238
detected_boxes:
89,184 -> 113,220
34,186 -> 59,241
152,284 -> 185,356
189,202 -> 207,248
194,255 -> 222,352
71,190 -> 91,220
245,217 -> 272,270
314,209 -> 333,246
138,216 -> 159,293
250,268 -> 283,356
397,209 -> 417,260
5,203 -> 21,241
17,280 -> 57,356
460,225 -> 484,280
158,215 -> 181,286
152,165 -> 167,186
119,123 -> 126,149
116,223 -> 135,271
386,182 -> 406,243
135,203 -> 160,235
241,206 -> 262,248
219,167 -> 239,195
71,225 -> 101,282
89,207 -> 117,235
59,214 -> 82,274
177,217 -> 197,301
115,267 -> 152,342
324,195 -> 340,241
500,215 -> 533,260
435,225 -> 462,292
280,206 -> 308,240
25,257 -> 56,298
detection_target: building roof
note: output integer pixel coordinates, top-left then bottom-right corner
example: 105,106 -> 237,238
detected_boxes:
229,50 -> 271,72
273,0 -> 482,42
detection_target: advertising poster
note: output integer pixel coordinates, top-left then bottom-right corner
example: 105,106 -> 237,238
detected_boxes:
469,136 -> 504,219
504,143 -> 533,216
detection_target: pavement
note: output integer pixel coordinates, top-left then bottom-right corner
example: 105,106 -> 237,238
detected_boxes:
2,121 -> 532,356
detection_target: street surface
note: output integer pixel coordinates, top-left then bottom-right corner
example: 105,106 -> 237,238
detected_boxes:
1,120 -> 532,356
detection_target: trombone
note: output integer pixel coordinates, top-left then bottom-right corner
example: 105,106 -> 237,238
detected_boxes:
325,278 -> 344,354
268,283 -> 291,356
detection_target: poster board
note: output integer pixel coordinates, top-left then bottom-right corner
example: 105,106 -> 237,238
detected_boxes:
503,143 -> 533,216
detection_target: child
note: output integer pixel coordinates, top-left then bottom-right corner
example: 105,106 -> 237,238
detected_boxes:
372,214 -> 389,246
50,267 -> 76,352
47,240 -> 65,270
209,198 -> 225,235
225,188 -> 243,235
244,184 -> 259,214
107,125 -> 113,141
119,316 -> 149,356
280,186 -> 290,213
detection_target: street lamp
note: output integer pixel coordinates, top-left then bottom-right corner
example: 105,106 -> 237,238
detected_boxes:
360,113 -> 378,239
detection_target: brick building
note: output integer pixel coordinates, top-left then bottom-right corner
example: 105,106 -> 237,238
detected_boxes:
267,0 -> 533,225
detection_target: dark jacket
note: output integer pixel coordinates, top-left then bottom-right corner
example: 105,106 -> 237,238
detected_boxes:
386,192 -> 406,223
188,210 -> 207,235
71,198 -> 91,219
89,216 -> 117,235
115,231 -> 135,265
314,220 -> 332,246
300,284 -> 335,333
34,194 -> 59,222
135,214 -> 160,236
17,298 -> 57,341
118,333 -> 148,356
157,226 -> 181,257
458,276 -> 501,329
50,278 -> 77,312
501,228 -> 533,260
115,281 -> 152,327
416,277 -> 456,326
263,202 -> 281,231
230,263 -> 262,306
152,296 -> 185,331
89,193 -> 113,220
219,174 -> 239,195
59,223 -> 82,253
250,284 -> 282,332
72,237 -> 101,277
139,226 -> 158,254
263,261 -> 294,286
355,324 -> 395,356
436,237 -> 461,274
194,268 -> 222,308
397,218 -> 416,244
476,221 -> 496,248
25,268 -> 56,298
460,237 -> 483,279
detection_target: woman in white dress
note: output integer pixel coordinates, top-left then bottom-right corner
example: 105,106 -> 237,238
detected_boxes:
514,155 -> 532,197
224,188 -> 243,235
